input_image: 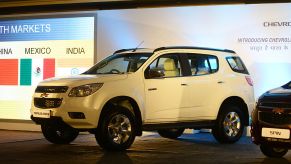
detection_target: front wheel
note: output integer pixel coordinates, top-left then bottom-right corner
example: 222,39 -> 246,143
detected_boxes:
41,124 -> 79,144
260,144 -> 288,158
95,106 -> 136,151
158,128 -> 185,139
212,105 -> 244,143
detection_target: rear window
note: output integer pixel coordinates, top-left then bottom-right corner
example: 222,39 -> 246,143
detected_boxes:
226,57 -> 249,74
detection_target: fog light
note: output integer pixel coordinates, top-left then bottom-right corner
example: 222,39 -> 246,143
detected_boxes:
68,112 -> 85,119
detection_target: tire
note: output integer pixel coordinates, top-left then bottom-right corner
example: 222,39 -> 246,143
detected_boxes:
158,128 -> 185,139
212,105 -> 244,143
95,106 -> 136,151
260,144 -> 288,158
41,124 -> 79,144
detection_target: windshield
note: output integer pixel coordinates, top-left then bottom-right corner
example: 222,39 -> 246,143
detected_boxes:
83,53 -> 152,75
282,81 -> 291,89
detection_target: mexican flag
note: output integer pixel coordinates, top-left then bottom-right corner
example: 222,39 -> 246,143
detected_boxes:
20,58 -> 55,86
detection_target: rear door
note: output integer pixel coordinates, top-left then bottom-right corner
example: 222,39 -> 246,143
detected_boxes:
179,53 -> 221,120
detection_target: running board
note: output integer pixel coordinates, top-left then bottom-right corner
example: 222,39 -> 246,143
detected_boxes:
142,120 -> 216,131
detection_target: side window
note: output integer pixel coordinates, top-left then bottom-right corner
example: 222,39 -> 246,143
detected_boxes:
226,56 -> 249,74
187,54 -> 218,76
147,54 -> 182,78
208,56 -> 219,73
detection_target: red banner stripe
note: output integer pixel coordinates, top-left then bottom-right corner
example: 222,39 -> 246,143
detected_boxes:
0,59 -> 18,85
43,59 -> 55,80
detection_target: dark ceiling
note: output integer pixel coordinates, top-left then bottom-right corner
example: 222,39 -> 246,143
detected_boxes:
0,0 -> 291,15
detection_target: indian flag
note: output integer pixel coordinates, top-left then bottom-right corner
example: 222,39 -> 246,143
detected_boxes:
20,58 -> 55,86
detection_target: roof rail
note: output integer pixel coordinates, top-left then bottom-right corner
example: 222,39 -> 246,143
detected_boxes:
113,48 -> 147,54
153,46 -> 235,53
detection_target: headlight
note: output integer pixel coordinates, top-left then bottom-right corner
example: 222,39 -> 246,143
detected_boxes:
68,83 -> 103,97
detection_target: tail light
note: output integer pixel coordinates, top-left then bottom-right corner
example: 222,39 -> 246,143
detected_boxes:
245,76 -> 253,86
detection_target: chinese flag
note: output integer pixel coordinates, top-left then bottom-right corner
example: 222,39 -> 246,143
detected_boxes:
0,59 -> 18,85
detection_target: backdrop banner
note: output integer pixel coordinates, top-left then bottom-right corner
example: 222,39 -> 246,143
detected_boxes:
97,3 -> 291,98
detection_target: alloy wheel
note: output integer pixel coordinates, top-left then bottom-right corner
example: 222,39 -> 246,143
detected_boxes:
223,112 -> 241,137
107,114 -> 132,144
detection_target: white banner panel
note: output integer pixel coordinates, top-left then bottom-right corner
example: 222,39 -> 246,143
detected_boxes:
0,14 -> 96,120
97,3 -> 291,98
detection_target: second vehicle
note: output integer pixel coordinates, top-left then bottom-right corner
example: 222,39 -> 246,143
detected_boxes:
251,81 -> 291,158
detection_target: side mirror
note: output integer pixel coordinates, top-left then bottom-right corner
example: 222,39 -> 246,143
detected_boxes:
148,68 -> 165,79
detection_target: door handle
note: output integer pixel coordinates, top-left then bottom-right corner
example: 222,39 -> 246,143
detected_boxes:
148,88 -> 157,91
181,83 -> 188,86
217,81 -> 224,84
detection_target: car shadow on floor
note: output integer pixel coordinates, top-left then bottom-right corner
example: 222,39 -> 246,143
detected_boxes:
178,132 -> 253,144
97,151 -> 133,164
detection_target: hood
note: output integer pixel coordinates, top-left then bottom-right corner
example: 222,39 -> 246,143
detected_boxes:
259,87 -> 291,102
38,74 -> 128,87
267,87 -> 291,95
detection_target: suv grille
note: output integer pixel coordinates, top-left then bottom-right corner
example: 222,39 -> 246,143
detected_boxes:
34,98 -> 63,109
260,102 -> 291,109
259,111 -> 291,125
35,86 -> 68,93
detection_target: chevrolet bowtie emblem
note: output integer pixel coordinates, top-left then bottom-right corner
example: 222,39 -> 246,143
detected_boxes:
40,93 -> 49,98
272,108 -> 284,114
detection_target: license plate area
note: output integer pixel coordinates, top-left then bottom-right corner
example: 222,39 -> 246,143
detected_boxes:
32,110 -> 51,118
262,127 -> 290,139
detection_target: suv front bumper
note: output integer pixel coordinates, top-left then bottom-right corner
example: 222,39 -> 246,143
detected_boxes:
31,115 -> 67,126
30,91 -> 104,129
251,121 -> 291,149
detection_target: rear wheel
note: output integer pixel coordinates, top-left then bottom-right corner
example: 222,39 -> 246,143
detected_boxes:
260,144 -> 288,158
212,105 -> 244,143
95,106 -> 136,151
41,124 -> 79,144
158,128 -> 185,139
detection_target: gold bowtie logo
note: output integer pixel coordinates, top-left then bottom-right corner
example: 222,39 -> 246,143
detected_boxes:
40,93 -> 49,98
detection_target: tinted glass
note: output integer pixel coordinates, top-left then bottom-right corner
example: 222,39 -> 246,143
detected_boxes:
147,54 -> 182,78
84,53 -> 151,74
282,81 -> 291,89
208,56 -> 218,72
187,54 -> 218,76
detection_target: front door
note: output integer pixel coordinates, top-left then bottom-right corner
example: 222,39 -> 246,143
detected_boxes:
143,54 -> 189,123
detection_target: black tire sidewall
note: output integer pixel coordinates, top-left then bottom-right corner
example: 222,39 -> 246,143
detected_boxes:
260,144 -> 288,158
96,106 -> 136,151
213,105 -> 244,143
41,124 -> 79,144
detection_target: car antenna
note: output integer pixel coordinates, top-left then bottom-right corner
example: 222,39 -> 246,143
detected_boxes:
132,41 -> 144,52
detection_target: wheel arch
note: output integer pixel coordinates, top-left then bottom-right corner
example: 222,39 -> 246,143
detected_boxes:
218,96 -> 250,126
98,96 -> 143,136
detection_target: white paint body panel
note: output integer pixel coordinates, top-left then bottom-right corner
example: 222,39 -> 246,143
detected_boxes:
31,48 -> 255,129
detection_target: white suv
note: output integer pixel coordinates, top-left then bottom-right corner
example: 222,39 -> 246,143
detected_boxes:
31,46 -> 255,150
